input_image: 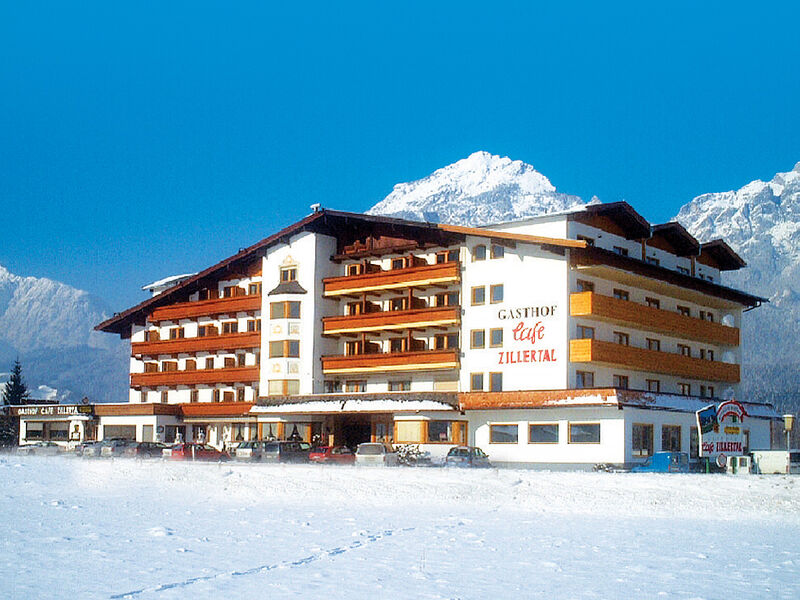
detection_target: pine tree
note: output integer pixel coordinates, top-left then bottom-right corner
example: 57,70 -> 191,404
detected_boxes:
2,359 -> 29,406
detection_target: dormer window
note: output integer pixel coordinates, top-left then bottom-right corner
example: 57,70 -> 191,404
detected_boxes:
280,267 -> 297,282
473,245 -> 487,261
490,244 -> 505,259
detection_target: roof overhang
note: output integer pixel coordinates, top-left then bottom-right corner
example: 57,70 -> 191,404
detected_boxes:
699,239 -> 747,271
568,201 -> 651,240
650,222 -> 700,257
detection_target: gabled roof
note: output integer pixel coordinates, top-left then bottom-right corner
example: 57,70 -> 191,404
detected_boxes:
569,201 -> 652,240
650,222 -> 700,257
699,239 -> 747,271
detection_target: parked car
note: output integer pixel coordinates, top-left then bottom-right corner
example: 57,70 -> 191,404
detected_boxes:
162,443 -> 229,461
17,441 -> 62,456
100,439 -> 136,457
445,446 -> 492,468
309,446 -> 355,465
631,451 -> 690,473
234,440 -> 269,461
124,442 -> 167,458
355,442 -> 398,466
74,440 -> 102,457
261,441 -> 312,463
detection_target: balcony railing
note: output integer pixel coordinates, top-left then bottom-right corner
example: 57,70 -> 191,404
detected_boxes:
323,262 -> 460,297
132,331 -> 262,357
130,366 -> 260,388
569,338 -> 739,383
322,306 -> 460,335
321,348 -> 459,374
569,292 -> 739,346
148,294 -> 262,322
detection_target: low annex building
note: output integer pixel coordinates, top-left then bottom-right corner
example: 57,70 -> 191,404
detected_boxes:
21,202 -> 781,466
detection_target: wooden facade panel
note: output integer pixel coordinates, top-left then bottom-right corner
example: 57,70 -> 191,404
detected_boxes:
569,292 -> 739,346
322,306 -> 460,334
569,339 -> 740,383
323,263 -> 460,296
130,366 -> 260,388
132,332 -> 261,357
321,349 -> 460,374
149,295 -> 262,322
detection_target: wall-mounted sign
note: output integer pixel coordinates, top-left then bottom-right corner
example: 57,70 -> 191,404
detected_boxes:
697,400 -> 747,461
12,404 -> 94,417
496,304 -> 559,366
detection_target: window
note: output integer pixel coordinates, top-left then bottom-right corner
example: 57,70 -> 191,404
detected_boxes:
436,249 -> 460,263
613,288 -> 629,301
269,340 -> 300,358
391,258 -> 407,270
247,319 -> 261,332
569,423 -> 600,444
677,344 -> 691,357
198,324 -> 218,337
471,286 -> 485,305
224,357 -> 236,368
280,267 -> 297,282
344,380 -> 366,393
248,283 -> 262,295
345,263 -> 362,276
489,372 -> 503,392
576,235 -> 595,246
632,423 -> 654,457
144,362 -> 159,373
470,329 -> 485,349
389,338 -> 406,353
646,256 -> 660,266
690,427 -> 699,459
576,325 -> 595,339
613,331 -> 630,346
221,321 -> 238,335
700,349 -> 715,361
223,285 -> 244,298
160,390 -> 169,404
489,424 -> 518,444
389,297 -> 408,311
428,421 -> 452,443
434,333 -> 459,350
646,379 -> 661,392
198,288 -> 218,300
389,381 -> 411,392
645,297 -> 660,309
237,387 -> 246,402
489,328 -> 503,348
205,357 -> 215,369
267,380 -> 300,395
184,359 -> 196,371
145,329 -> 160,342
223,390 -> 235,402
699,310 -> 714,322
237,353 -> 247,367
472,245 -> 487,261
662,425 -> 681,452
270,301 -> 301,319
678,382 -> 691,396
434,291 -> 459,307
529,423 -> 559,444
700,385 -> 715,398
190,390 -> 199,403
169,327 -> 184,340
161,361 -> 178,372
490,244 -> 505,259
677,266 -> 691,275
612,375 -> 629,389
613,246 -> 629,257
213,389 -> 221,402
490,284 -> 504,304
646,338 -> 660,351
395,421 -> 424,443
576,371 -> 594,388
470,373 -> 484,391
677,305 -> 690,317
577,279 -> 595,293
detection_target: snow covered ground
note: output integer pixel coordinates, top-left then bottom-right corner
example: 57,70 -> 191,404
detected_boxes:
1,456 -> 799,599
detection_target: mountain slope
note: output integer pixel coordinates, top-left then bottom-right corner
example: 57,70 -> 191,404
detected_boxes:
367,151 -> 585,225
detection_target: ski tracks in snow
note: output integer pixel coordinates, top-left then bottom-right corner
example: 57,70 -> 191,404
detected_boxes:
109,526 -> 416,599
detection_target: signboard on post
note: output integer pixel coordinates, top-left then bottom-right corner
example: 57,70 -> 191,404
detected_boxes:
697,400 -> 747,464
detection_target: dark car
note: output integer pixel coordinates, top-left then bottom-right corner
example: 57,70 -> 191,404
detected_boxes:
309,446 -> 355,465
162,443 -> 229,461
124,441 -> 167,458
445,446 -> 491,468
261,441 -> 312,463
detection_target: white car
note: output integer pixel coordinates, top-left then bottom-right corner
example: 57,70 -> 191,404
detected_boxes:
355,442 -> 398,466
17,441 -> 62,456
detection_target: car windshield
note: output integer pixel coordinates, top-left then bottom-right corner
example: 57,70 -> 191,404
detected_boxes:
358,445 -> 384,455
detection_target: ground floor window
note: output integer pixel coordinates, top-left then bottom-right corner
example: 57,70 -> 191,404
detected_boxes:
529,423 -> 559,444
48,422 -> 69,441
104,425 -> 137,440
569,422 -> 600,444
25,422 -> 44,440
394,420 -> 467,444
690,427 -> 699,459
489,424 -> 518,444
164,425 -> 185,444
661,425 -> 681,452
395,421 -> 424,443
632,423 -> 653,457
373,422 -> 393,443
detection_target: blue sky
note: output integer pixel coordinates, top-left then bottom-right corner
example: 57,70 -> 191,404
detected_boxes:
2,2 -> 799,311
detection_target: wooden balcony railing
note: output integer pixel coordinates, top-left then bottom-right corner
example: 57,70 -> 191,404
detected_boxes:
322,306 -> 460,335
148,294 -> 262,322
569,338 -> 739,383
323,263 -> 460,297
570,292 -> 739,346
321,348 -> 460,374
132,331 -> 261,357
130,366 -> 260,388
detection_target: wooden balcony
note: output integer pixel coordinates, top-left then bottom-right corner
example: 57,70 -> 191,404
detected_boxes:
323,262 -> 460,297
321,349 -> 460,374
130,366 -> 260,388
570,292 -> 739,346
569,338 -> 739,383
148,294 -> 262,322
132,332 -> 262,357
322,306 -> 460,335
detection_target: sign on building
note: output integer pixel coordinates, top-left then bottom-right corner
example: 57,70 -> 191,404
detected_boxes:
697,400 -> 747,466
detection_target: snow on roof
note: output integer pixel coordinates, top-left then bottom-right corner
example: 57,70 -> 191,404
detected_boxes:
616,390 -> 780,419
251,399 -> 459,414
141,273 -> 197,292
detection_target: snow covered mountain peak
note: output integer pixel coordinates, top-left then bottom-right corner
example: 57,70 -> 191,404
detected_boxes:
367,151 -> 584,226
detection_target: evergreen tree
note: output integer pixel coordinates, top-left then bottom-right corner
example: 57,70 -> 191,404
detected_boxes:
2,359 -> 29,406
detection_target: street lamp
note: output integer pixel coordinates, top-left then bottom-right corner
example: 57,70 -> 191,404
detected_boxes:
784,414 -> 795,450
